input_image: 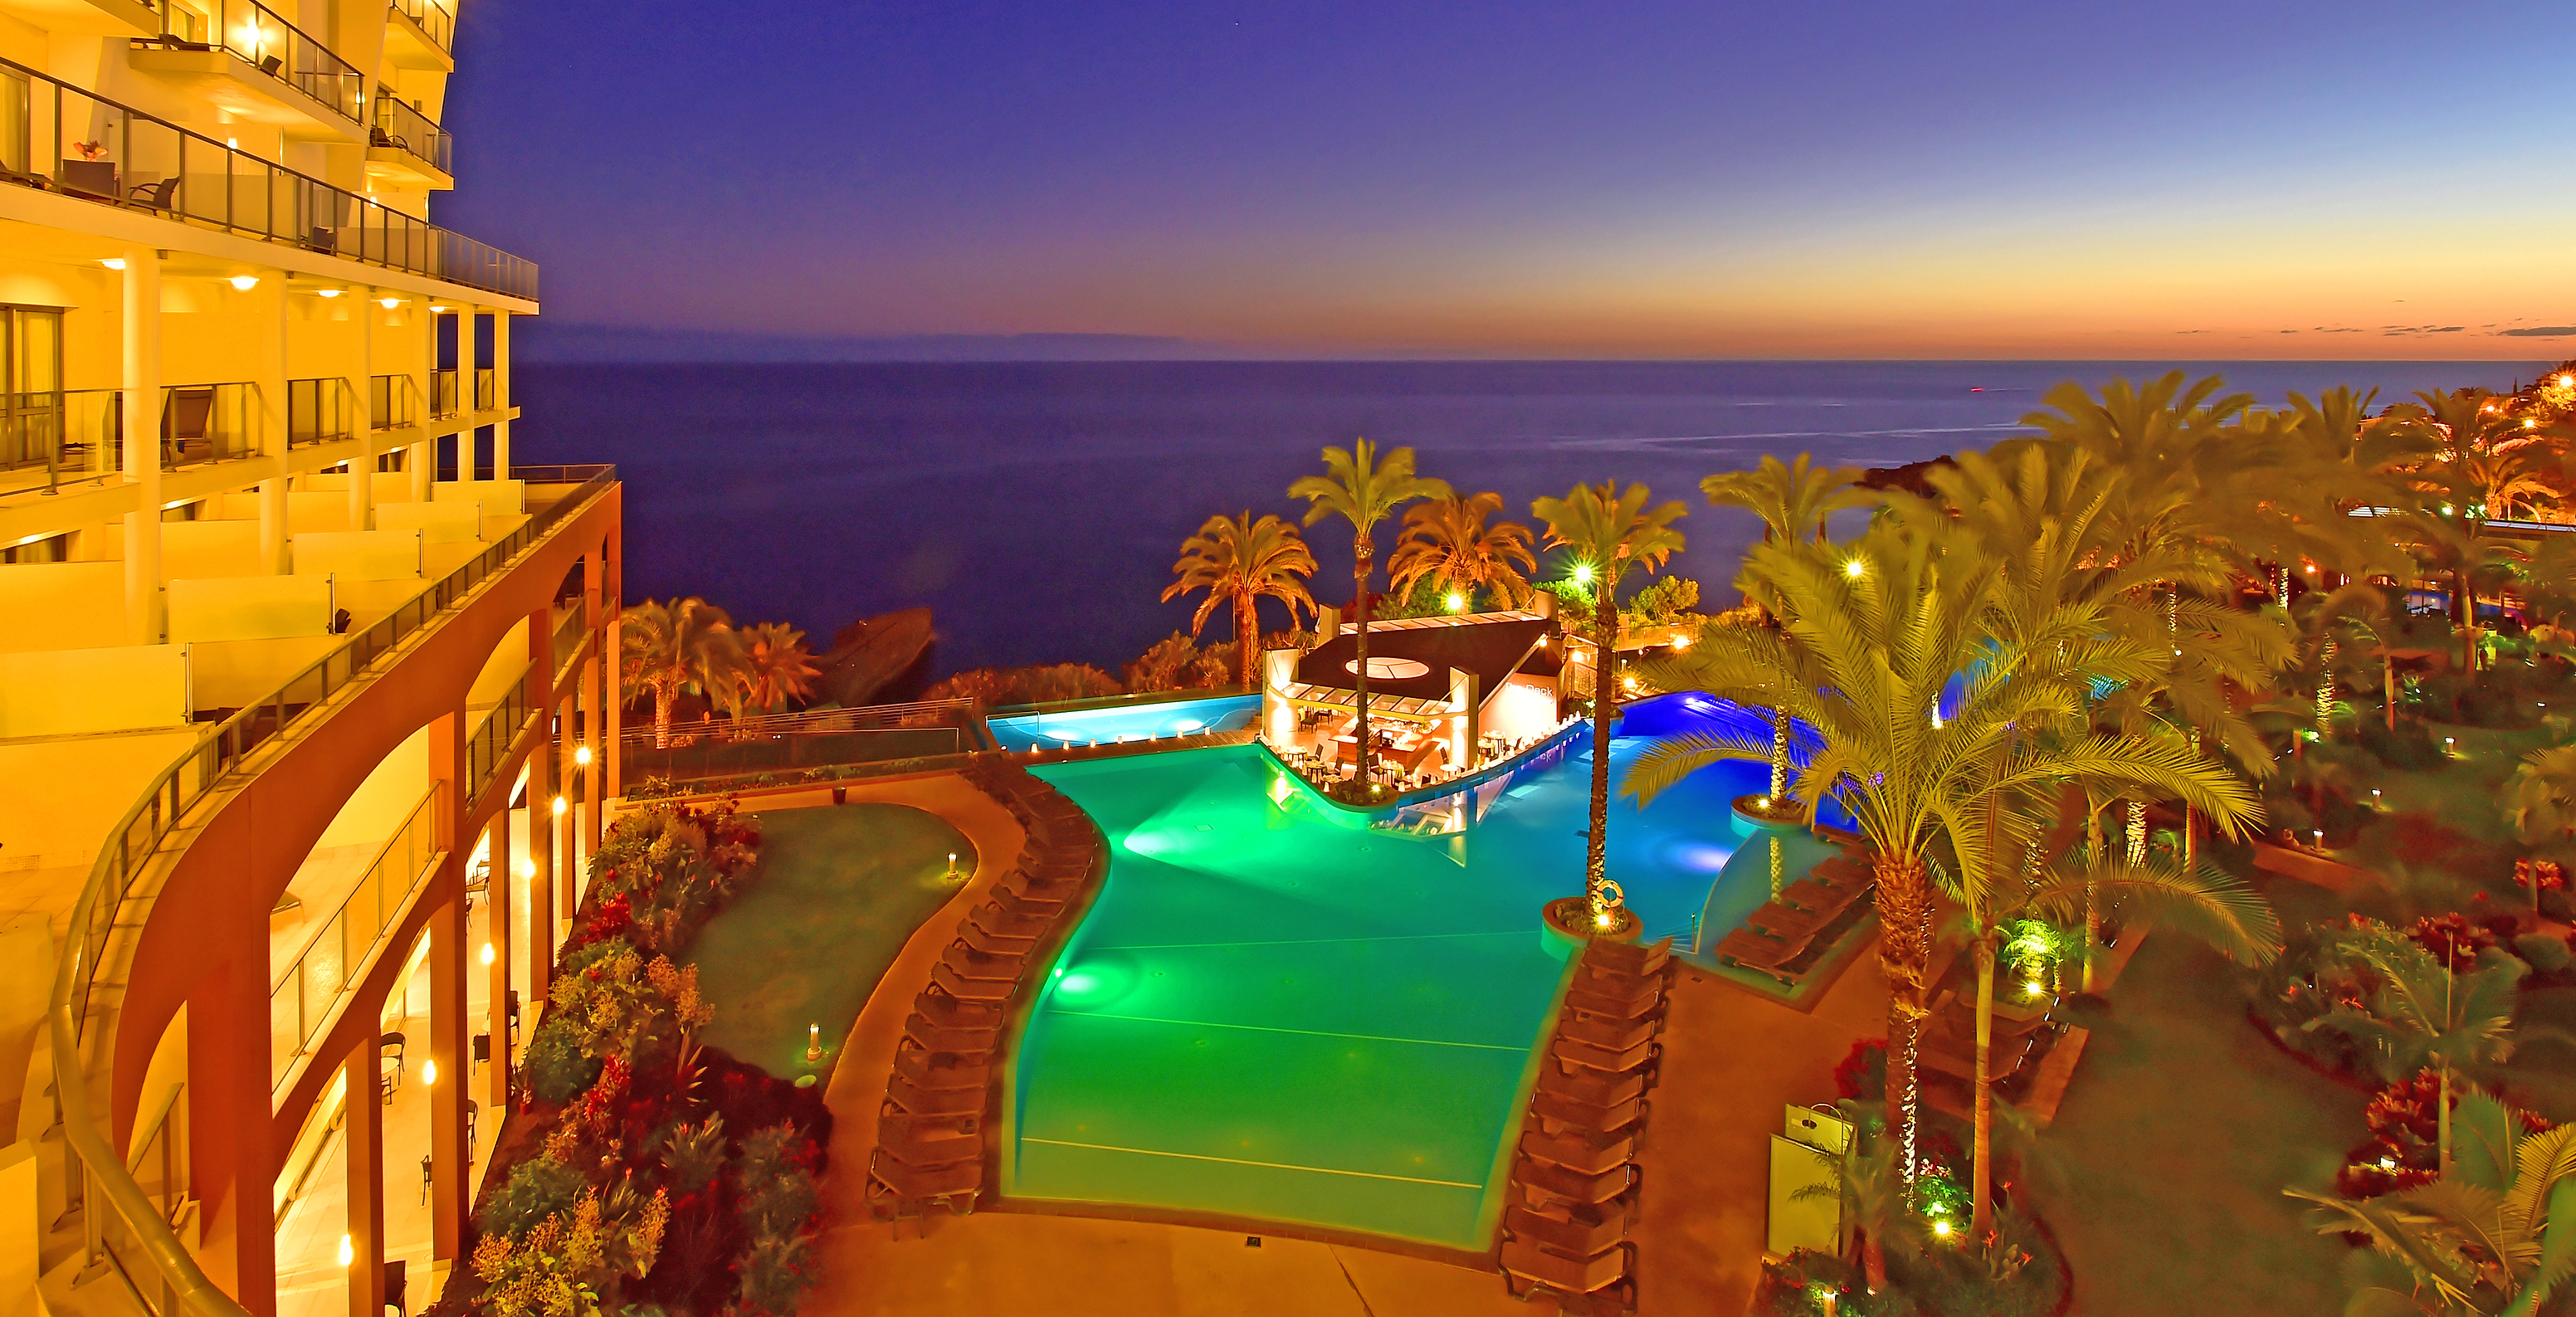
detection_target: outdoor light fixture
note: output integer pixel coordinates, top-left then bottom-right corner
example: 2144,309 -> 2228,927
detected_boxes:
422,1058 -> 437,1085
480,942 -> 495,965
315,288 -> 340,298
338,1235 -> 354,1267
229,275 -> 258,290
1844,558 -> 1866,578
574,744 -> 593,766
552,796 -> 567,815
100,258 -> 126,270
806,1023 -> 823,1063
1446,592 -> 1465,612
1933,1220 -> 1953,1237
1572,563 -> 1594,584
1671,633 -> 1690,649
379,296 -> 401,309
429,304 -> 448,313
516,859 -> 533,879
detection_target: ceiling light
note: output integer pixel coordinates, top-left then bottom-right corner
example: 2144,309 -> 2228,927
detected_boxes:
315,289 -> 341,299
100,258 -> 126,271
229,275 -> 258,290
379,297 -> 401,309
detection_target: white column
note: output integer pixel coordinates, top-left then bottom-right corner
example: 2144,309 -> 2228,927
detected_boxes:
350,286 -> 376,530
120,248 -> 163,645
490,310 -> 510,480
252,275 -> 289,573
455,307 -> 478,481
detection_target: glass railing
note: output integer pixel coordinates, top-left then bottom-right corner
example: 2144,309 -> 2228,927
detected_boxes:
388,0 -> 456,53
49,465 -> 613,1317
474,367 -> 495,412
466,684 -> 532,803
0,57 -> 537,300
553,607 -> 586,676
285,377 -> 353,447
136,0 -> 363,128
371,95 -> 450,174
269,788 -> 437,1085
369,373 -> 418,430
430,368 -> 458,418
0,383 -> 261,497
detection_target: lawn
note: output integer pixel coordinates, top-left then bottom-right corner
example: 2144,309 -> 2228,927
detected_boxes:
684,802 -> 974,1085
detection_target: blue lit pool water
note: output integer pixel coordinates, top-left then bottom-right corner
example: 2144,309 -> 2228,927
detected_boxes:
1005,692 -> 1850,1247
986,693 -> 1262,752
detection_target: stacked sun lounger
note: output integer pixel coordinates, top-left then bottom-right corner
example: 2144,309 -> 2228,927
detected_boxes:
1495,935 -> 1671,1314
1714,841 -> 1878,986
864,755 -> 1106,1224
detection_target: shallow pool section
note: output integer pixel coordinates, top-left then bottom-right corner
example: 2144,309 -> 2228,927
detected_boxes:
1007,694 -> 1835,1247
986,694 -> 1261,752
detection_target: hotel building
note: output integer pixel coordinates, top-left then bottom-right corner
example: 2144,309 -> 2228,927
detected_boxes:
0,3 -> 622,1315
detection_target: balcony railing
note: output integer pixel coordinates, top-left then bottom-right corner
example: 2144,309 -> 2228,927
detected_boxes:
0,58 -> 537,300
474,367 -> 495,412
466,684 -> 533,802
369,373 -> 418,430
268,788 -> 437,1085
1,383 -> 259,498
49,465 -> 612,1317
388,0 -> 456,54
285,377 -> 354,447
137,0 -> 365,129
430,368 -> 458,418
552,607 -> 586,677
371,95 -> 451,175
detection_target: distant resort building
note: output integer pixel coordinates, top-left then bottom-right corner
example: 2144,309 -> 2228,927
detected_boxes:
1261,603 -> 1573,786
0,6 -> 617,1315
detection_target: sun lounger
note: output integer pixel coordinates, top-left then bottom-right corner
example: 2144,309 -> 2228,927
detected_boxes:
902,1012 -> 998,1055
913,988 -> 1004,1031
1505,1203 -> 1630,1261
868,1152 -> 981,1215
884,1074 -> 984,1116
1535,1064 -> 1647,1110
879,1111 -> 978,1144
1747,901 -> 1838,941
877,1124 -> 982,1169
1715,926 -> 1811,970
1559,1013 -> 1657,1053
1564,982 -> 1663,1021
941,943 -> 1024,982
1583,938 -> 1671,976
969,901 -> 1053,938
1520,1125 -> 1637,1176
929,963 -> 1016,1002
1500,1238 -> 1637,1305
1515,1158 -> 1637,1208
955,920 -> 1038,955
986,887 -> 1066,919
1552,1034 -> 1658,1076
1530,1090 -> 1647,1136
893,1044 -> 991,1090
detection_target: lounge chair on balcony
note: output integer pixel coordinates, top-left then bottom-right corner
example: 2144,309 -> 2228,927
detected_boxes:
163,387 -> 214,462
1500,1237 -> 1636,1307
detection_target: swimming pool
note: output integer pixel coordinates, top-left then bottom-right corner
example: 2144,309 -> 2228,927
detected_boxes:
1006,693 -> 1843,1247
985,693 -> 1262,752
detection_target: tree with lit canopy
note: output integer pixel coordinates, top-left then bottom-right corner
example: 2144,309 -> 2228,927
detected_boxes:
619,598 -> 744,749
729,622 -> 820,717
1532,480 -> 1686,931
1627,519 -> 2256,1202
1386,490 -> 1537,612
1290,438 -> 1451,796
1161,510 -> 1319,690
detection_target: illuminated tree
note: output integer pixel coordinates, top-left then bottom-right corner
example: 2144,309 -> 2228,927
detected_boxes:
1290,438 -> 1451,794
1387,491 -> 1537,612
1162,510 -> 1318,690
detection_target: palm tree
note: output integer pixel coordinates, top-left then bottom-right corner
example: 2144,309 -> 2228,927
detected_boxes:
1531,480 -> 1686,931
1700,453 -> 1874,614
1161,511 -> 1319,690
2508,745 -> 2576,855
2288,1092 -> 2576,1315
620,598 -> 742,749
1290,439 -> 1451,795
2318,940 -> 2529,1172
1386,491 -> 1538,611
1628,523 -> 2258,1193
732,622 -> 819,716
1951,851 -> 2276,1236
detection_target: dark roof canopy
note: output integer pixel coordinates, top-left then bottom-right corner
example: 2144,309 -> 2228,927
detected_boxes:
1294,612 -> 1557,701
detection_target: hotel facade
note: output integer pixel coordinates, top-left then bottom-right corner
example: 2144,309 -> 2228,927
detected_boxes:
0,3 -> 622,1315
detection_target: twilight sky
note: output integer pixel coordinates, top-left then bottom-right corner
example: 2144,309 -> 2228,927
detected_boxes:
443,1 -> 2576,359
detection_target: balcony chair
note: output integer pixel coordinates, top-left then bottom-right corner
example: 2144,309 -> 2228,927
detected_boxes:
126,176 -> 177,212
162,387 -> 213,462
384,1259 -> 406,1317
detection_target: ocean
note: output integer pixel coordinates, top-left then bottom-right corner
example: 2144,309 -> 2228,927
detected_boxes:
505,359 -> 2551,678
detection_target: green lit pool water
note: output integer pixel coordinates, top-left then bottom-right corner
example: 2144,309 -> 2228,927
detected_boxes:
1011,698 -> 1810,1247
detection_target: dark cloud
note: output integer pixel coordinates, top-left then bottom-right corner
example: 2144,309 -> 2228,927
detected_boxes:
2500,326 -> 2576,337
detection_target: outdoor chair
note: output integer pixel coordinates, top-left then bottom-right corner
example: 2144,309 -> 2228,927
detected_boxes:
940,942 -> 1023,983
1530,1090 -> 1647,1136
163,387 -> 214,462
1499,1237 -> 1636,1307
913,986 -> 1004,1030
1505,1202 -> 1629,1261
885,1074 -> 984,1117
1746,901 -> 1837,943
901,1012 -> 998,1055
1520,1124 -> 1637,1177
1564,981 -> 1662,1021
126,176 -> 177,211
866,1152 -> 979,1217
968,900 -> 1051,937
1515,1157 -> 1637,1209
955,920 -> 1037,955
985,887 -> 1066,919
928,963 -> 1015,1002
878,1110 -> 978,1145
877,1122 -> 982,1169
1714,929 -> 1810,985
383,1259 -> 406,1316
1558,1012 -> 1657,1054
1583,937 -> 1671,976
1551,1034 -> 1658,1077
891,1043 -> 990,1091
1534,1063 -> 1647,1110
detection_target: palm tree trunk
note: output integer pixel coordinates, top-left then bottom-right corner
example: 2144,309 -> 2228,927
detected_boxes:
2459,567 -> 2475,680
2385,654 -> 2398,733
2082,803 -> 2102,993
1971,936 -> 1996,1238
654,681 -> 674,749
1861,1232 -> 1887,1295
1876,854 -> 1932,1184
1353,540 -> 1372,793
1235,586 -> 1259,691
1588,585 -> 1617,918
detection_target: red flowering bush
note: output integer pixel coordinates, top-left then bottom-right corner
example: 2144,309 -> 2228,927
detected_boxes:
2337,1069 -> 2556,1199
2518,857 -> 2567,893
1832,1038 -> 1887,1103
2405,911 -> 2515,964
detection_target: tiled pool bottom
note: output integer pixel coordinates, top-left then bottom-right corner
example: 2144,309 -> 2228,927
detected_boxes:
1007,708 -> 1805,1247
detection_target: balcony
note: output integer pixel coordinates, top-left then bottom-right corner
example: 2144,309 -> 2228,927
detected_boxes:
366,93 -> 451,189
0,57 -> 538,300
0,382 -> 259,498
369,373 -> 419,430
126,0 -> 365,143
383,0 -> 455,71
285,377 -> 354,448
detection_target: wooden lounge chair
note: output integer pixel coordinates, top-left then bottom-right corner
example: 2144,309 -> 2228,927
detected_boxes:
879,1110 -> 978,1145
1552,1035 -> 1658,1076
1715,929 -> 1809,985
941,943 -> 1023,982
929,963 -> 1015,1002
1583,938 -> 1671,976
969,901 -> 1052,938
955,920 -> 1037,955
885,1074 -> 984,1117
1531,1090 -> 1647,1136
876,1124 -> 982,1169
913,988 -> 1003,1031
1535,1065 -> 1647,1110
1777,876 -> 1861,915
1520,1125 -> 1637,1176
1516,1158 -> 1637,1209
1505,1203 -> 1629,1261
901,1012 -> 998,1055
1500,1237 -> 1636,1305
1746,901 -> 1837,942
1564,982 -> 1663,1021
1559,1012 -> 1657,1053
986,888 -> 1066,919
892,1044 -> 991,1090
867,1152 -> 980,1217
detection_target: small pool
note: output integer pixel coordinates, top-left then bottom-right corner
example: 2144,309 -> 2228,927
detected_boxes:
986,694 -> 1261,752
1005,693 -> 1848,1247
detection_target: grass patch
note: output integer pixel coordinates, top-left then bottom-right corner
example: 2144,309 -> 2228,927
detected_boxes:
684,803 -> 974,1085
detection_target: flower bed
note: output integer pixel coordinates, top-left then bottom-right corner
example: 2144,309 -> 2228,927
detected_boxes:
450,801 -> 832,1317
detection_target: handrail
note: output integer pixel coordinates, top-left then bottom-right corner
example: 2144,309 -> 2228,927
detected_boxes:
387,0 -> 456,53
47,465 -> 613,1317
141,0 -> 364,127
372,95 -> 451,175
266,787 -> 438,1086
0,56 -> 536,300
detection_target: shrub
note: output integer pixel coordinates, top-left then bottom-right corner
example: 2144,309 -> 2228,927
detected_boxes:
1832,1038 -> 1888,1104
2518,932 -> 2574,975
658,1115 -> 727,1196
524,1010 -> 603,1105
478,1154 -> 588,1241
